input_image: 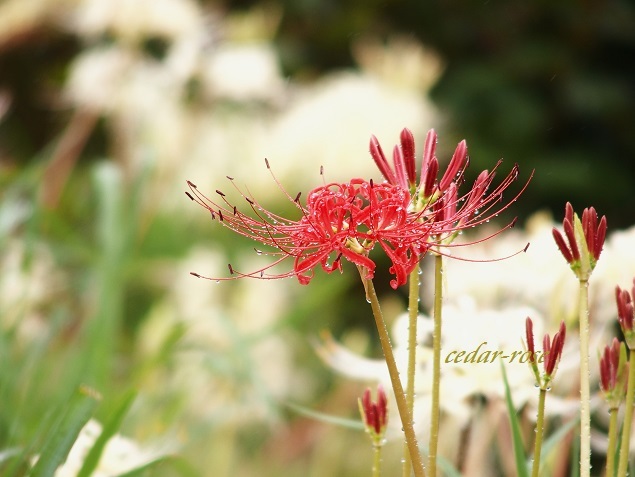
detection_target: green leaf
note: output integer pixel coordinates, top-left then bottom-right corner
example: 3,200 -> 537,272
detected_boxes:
115,455 -> 199,477
500,361 -> 529,477
436,454 -> 463,477
77,390 -> 137,477
537,416 -> 578,469
419,445 -> 462,477
284,401 -> 364,430
29,385 -> 101,477
569,430 -> 580,477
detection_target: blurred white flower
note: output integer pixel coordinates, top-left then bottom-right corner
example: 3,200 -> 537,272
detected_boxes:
137,248 -> 309,425
264,71 -> 437,189
0,238 -> 60,343
53,419 -> 161,477
352,35 -> 444,91
203,42 -> 286,104
69,0 -> 202,44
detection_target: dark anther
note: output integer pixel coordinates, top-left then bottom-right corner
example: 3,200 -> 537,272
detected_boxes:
265,158 -> 270,169
523,242 -> 530,253
187,180 -> 197,188
320,165 -> 324,175
185,192 -> 195,201
233,206 -> 237,215
226,175 -> 234,180
246,197 -> 254,205
228,263 -> 234,274
218,210 -> 224,221
190,272 -> 201,277
294,192 -> 302,202
216,190 -> 226,197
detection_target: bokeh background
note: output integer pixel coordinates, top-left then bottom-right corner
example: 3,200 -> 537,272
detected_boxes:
1,0 -> 634,475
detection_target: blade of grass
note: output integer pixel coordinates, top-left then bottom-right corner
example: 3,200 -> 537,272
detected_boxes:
284,401 -> 364,430
115,455 -> 199,477
500,361 -> 529,477
419,445 -> 462,477
531,417 -> 578,475
77,390 -> 137,477
29,385 -> 101,477
569,430 -> 580,477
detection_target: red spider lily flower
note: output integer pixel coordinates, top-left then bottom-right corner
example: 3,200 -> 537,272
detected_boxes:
185,168 -> 433,289
358,385 -> 388,443
524,317 -> 566,389
553,202 -> 606,279
616,279 -> 635,349
599,338 -> 629,409
187,131 -> 530,288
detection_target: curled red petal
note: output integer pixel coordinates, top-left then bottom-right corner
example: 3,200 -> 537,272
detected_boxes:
370,135 -> 397,184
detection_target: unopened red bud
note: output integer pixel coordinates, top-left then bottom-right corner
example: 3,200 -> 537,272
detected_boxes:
392,145 -> 408,189
552,228 -> 574,264
400,128 -> 416,186
420,129 -> 438,188
370,135 -> 397,184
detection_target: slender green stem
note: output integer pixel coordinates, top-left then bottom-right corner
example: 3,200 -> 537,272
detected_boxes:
531,388 -> 547,477
403,266 -> 421,477
428,254 -> 443,476
578,279 -> 591,477
365,278 -> 426,477
606,407 -> 619,477
617,348 -> 635,477
372,443 -> 382,477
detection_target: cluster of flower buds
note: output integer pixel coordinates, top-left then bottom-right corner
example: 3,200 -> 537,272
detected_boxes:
616,279 -> 635,349
369,128 -> 468,211
599,338 -> 629,409
552,202 -> 607,280
525,317 -> 567,390
358,385 -> 388,446
370,128 -> 528,247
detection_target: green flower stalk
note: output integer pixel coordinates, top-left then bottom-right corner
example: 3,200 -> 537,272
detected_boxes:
552,202 -> 606,477
363,276 -> 427,477
403,266 -> 420,477
525,317 -> 567,477
599,338 -> 629,477
615,281 -> 635,477
359,386 -> 389,477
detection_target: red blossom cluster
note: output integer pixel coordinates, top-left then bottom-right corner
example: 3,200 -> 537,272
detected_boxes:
186,128 -> 530,288
525,317 -> 567,388
359,385 -> 388,439
599,338 -> 629,409
616,280 -> 635,349
552,202 -> 607,276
